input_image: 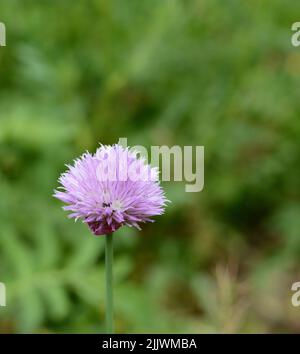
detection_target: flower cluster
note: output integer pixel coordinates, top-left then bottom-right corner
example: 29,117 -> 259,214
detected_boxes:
54,144 -> 168,235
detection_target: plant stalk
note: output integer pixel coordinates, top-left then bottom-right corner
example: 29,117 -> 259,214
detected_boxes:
105,232 -> 114,333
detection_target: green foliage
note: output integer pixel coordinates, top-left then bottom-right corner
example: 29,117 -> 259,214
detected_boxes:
0,0 -> 300,333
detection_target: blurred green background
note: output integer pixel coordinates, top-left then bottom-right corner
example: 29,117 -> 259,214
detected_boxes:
1,0 -> 300,333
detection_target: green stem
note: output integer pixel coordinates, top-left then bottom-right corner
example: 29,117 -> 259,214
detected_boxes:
105,233 -> 114,333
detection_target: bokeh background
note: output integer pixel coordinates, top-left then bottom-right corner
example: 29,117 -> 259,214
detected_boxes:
1,0 -> 300,333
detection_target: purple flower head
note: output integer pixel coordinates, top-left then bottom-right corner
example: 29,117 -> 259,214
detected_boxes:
54,144 -> 168,236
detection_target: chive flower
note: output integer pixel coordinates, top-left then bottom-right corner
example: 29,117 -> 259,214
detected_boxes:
54,144 -> 168,235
